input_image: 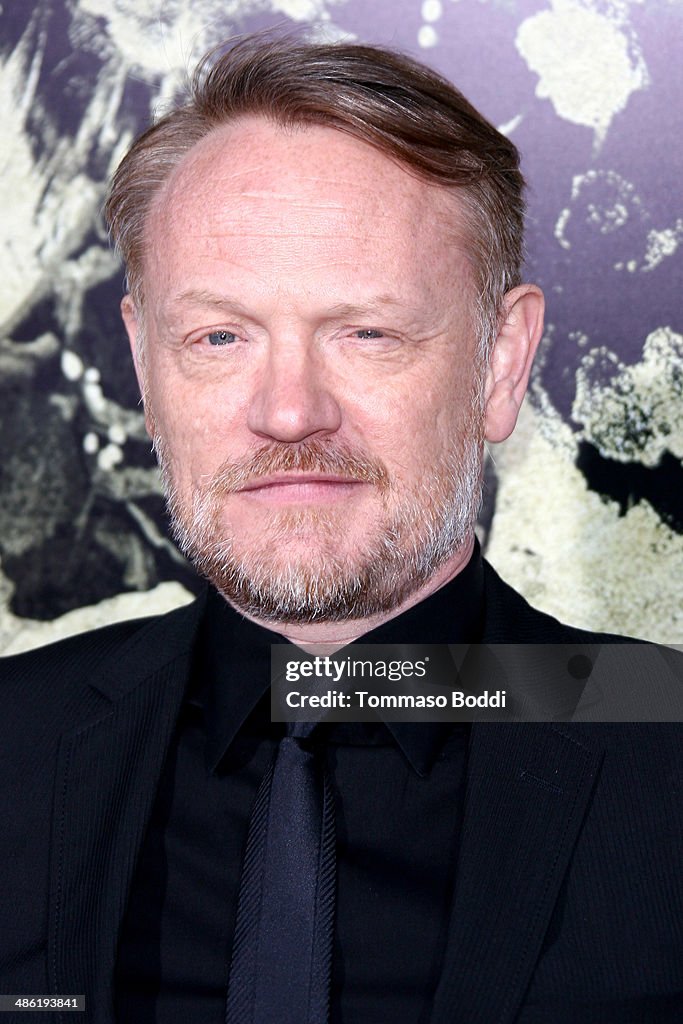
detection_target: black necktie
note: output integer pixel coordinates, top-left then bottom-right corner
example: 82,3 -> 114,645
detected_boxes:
226,721 -> 336,1024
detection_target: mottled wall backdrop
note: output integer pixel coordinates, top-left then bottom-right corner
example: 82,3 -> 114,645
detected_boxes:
1,0 -> 681,653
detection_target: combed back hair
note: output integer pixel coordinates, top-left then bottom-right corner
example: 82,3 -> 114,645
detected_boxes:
104,33 -> 526,357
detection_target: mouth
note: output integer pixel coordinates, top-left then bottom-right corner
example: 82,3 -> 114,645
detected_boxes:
236,473 -> 368,504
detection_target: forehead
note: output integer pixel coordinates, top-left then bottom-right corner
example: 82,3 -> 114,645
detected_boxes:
144,115 -> 473,309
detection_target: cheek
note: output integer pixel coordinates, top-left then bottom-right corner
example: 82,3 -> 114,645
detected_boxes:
342,365 -> 465,457
410,391 -> 479,480
145,375 -> 231,484
147,353 -> 233,432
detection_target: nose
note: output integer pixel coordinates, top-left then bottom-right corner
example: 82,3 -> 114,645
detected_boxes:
247,337 -> 343,443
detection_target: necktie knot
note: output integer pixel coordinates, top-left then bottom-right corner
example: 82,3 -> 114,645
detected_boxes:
287,719 -> 322,743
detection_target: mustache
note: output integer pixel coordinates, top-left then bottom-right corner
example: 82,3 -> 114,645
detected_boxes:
205,440 -> 390,496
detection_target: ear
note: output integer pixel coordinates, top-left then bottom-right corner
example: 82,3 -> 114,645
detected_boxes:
483,284 -> 545,443
121,294 -> 155,438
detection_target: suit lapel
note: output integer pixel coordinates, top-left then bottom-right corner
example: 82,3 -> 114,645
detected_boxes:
47,597 -> 205,1024
430,721 -> 604,1024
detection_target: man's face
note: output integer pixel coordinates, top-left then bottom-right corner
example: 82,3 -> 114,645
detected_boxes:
130,116 -> 487,624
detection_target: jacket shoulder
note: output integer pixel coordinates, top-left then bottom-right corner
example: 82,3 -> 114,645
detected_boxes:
0,591 -> 206,702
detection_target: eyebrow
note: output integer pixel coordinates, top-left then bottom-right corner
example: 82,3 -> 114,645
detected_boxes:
323,296 -> 412,319
164,290 -> 252,318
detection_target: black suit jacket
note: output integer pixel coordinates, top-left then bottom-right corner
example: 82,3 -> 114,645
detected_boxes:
1,561 -> 682,1023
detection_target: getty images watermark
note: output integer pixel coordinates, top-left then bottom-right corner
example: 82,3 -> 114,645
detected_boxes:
271,643 -> 683,723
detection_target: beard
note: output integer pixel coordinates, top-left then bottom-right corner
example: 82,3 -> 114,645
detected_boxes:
153,394 -> 485,626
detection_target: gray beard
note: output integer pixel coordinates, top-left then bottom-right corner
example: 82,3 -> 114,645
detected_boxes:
154,415 -> 484,626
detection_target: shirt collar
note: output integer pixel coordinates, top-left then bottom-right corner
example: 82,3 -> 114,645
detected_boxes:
190,538 -> 484,777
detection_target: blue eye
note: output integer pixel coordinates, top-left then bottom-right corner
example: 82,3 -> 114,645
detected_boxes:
354,329 -> 384,340
207,330 -> 237,346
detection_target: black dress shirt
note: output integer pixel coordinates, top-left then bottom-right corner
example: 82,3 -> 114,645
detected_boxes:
114,544 -> 485,1023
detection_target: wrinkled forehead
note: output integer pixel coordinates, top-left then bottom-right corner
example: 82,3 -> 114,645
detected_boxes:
143,116 -> 476,306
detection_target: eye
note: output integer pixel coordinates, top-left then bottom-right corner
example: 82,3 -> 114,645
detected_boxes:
206,330 -> 238,346
353,329 -> 385,340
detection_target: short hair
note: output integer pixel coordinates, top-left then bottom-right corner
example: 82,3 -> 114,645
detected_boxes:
104,33 -> 525,356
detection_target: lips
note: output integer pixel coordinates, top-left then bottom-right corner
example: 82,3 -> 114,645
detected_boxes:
233,472 -> 368,506
238,473 -> 363,492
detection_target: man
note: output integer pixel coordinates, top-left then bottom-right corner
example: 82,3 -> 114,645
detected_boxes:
1,34 -> 681,1024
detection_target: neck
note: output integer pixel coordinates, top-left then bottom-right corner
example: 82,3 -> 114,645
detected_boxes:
229,534 -> 476,653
